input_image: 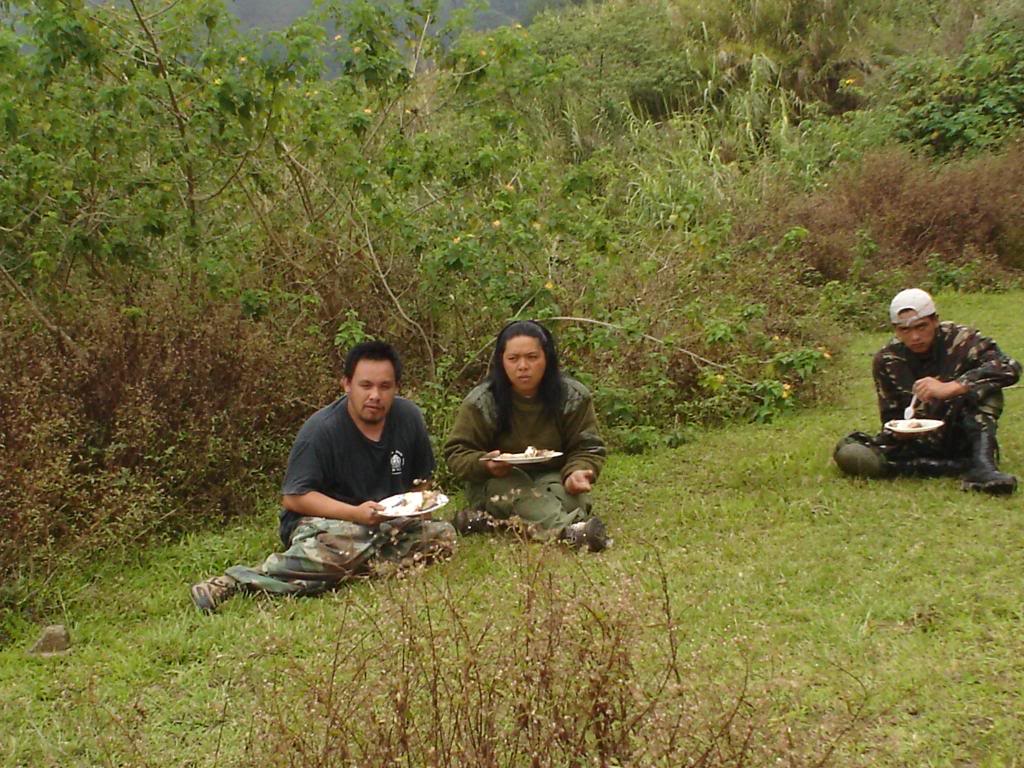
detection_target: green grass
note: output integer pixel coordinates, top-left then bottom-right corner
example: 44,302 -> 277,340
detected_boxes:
2,291 -> 1023,766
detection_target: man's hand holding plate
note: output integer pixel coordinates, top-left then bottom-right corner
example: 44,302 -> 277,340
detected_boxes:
351,500 -> 386,526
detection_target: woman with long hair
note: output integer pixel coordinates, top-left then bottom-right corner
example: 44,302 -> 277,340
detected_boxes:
443,320 -> 608,551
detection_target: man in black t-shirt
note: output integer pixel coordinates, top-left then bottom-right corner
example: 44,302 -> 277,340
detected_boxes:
190,341 -> 456,613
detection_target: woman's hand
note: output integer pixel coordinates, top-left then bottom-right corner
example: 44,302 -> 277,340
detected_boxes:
482,450 -> 513,478
564,469 -> 595,495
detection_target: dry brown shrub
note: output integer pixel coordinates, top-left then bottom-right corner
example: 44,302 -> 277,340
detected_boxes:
213,554 -> 868,767
767,140 -> 1024,282
0,286 -> 337,586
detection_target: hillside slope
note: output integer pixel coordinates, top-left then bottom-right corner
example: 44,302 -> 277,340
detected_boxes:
1,290 -> 1022,765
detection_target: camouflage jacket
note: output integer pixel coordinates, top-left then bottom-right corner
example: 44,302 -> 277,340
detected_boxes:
872,321 -> 1021,426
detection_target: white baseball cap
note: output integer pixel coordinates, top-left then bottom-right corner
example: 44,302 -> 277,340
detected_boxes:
889,288 -> 936,326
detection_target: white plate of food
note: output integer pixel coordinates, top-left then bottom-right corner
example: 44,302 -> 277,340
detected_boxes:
884,418 -> 945,435
480,446 -> 563,464
377,490 -> 449,517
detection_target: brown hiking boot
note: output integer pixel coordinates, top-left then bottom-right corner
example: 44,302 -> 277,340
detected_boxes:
559,517 -> 609,552
190,574 -> 238,614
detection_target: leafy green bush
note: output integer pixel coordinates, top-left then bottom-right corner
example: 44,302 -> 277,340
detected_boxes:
887,12 -> 1024,154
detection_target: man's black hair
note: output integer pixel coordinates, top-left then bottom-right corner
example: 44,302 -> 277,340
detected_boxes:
487,320 -> 563,434
343,340 -> 403,384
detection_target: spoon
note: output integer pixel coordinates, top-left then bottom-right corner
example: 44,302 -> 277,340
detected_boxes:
904,394 -> 918,420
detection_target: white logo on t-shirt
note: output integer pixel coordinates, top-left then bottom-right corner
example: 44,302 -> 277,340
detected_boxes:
390,450 -> 405,475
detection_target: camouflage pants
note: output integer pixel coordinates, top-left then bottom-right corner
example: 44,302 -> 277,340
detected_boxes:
835,390 -> 1005,471
466,470 -> 591,542
226,516 -> 456,596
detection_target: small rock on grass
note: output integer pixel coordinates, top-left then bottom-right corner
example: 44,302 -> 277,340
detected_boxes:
29,624 -> 71,657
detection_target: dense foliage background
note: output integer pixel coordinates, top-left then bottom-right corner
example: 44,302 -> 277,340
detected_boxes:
2,0 -> 1023,592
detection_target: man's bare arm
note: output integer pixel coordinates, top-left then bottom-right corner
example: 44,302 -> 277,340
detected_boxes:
282,491 -> 384,526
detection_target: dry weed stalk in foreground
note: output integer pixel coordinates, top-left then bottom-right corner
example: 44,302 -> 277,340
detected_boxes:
229,552 -> 867,767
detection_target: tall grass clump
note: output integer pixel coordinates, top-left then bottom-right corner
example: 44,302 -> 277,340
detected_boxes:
209,555 -> 867,766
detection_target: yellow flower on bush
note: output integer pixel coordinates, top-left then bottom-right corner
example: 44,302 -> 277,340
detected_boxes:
491,219 -> 502,229
544,281 -> 554,290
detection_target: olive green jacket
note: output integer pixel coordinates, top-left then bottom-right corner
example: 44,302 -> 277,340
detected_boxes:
443,376 -> 606,483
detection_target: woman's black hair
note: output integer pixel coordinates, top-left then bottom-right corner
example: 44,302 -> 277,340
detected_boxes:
488,320 -> 564,434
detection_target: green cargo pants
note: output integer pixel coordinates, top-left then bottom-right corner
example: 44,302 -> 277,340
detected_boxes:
226,516 -> 456,596
465,469 -> 591,542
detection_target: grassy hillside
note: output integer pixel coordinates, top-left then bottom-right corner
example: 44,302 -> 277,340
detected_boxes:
3,0 -> 1023,618
2,290 -> 1021,766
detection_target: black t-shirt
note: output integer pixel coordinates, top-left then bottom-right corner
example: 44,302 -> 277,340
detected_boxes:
277,396 -> 435,545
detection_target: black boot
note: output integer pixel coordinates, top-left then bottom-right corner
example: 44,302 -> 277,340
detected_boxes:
890,457 -> 972,478
961,427 -> 1017,495
558,517 -> 609,552
452,508 -> 497,535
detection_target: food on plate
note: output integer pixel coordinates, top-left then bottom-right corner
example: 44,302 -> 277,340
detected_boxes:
378,490 -> 449,517
480,447 -> 563,463
883,417 -> 944,435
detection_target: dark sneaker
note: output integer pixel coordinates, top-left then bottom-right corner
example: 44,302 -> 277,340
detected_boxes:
190,575 -> 238,614
560,517 -> 609,552
452,508 -> 496,535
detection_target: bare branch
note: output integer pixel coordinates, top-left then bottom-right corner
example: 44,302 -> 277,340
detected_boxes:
410,12 -> 432,77
275,140 -> 318,223
126,0 -> 198,232
196,83 -> 277,204
359,216 -> 437,378
143,0 -> 187,23
545,314 -> 752,382
0,263 -> 88,364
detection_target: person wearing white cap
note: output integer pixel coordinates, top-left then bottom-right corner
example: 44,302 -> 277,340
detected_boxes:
834,288 -> 1021,494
